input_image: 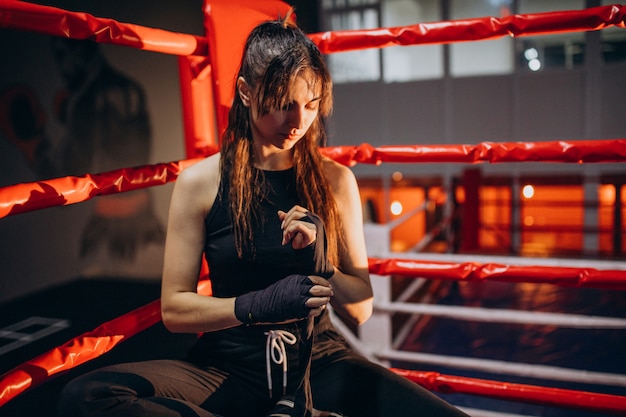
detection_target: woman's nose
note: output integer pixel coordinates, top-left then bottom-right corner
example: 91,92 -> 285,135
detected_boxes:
287,106 -> 304,130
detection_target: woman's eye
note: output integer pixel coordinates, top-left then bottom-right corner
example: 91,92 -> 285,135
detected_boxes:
277,101 -> 318,112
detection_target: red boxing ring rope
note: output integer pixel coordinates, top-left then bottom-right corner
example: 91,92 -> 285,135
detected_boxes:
1,0 -> 626,414
2,2 -> 624,57
0,0 -> 208,56
368,258 -> 626,290
394,369 -> 626,416
0,302 -> 159,407
0,280 -> 213,407
0,158 -> 202,218
2,138 -> 626,219
321,139 -> 626,166
309,4 -> 626,53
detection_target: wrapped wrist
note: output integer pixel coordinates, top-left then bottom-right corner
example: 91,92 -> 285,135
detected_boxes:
234,274 -> 313,325
301,212 -> 335,279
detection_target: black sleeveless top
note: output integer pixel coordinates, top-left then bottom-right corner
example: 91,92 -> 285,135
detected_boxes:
189,167 -> 337,372
204,167 -> 320,297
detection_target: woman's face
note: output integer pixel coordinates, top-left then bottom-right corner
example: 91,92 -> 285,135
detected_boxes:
244,72 -> 321,152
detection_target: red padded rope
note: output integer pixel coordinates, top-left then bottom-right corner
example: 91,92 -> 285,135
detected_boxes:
0,0 -> 208,56
0,158 -> 202,218
320,139 -> 626,166
309,4 -> 626,53
393,369 -> 626,416
368,258 -> 626,290
2,139 -> 626,218
0,280 -> 212,407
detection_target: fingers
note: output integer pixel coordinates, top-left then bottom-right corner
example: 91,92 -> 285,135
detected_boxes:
306,284 -> 331,306
308,305 -> 327,318
305,295 -> 330,308
309,284 -> 332,298
278,205 -> 308,223
285,226 -> 312,249
306,295 -> 330,318
303,274 -> 332,319
305,276 -> 333,316
278,206 -> 317,248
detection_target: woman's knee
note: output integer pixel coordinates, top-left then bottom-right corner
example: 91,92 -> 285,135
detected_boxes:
57,369 -> 153,417
57,373 -> 98,416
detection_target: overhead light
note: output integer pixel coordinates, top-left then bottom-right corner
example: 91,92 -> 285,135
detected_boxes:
522,184 -> 534,199
524,48 -> 541,71
391,200 -> 403,215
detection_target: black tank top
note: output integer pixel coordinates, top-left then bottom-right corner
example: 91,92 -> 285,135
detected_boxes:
204,167 -> 319,297
190,167 -> 335,372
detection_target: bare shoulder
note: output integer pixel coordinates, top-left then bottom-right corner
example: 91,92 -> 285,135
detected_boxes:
178,153 -> 220,185
174,153 -> 221,214
321,157 -> 359,208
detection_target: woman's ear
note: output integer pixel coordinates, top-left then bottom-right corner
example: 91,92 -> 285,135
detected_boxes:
237,77 -> 252,107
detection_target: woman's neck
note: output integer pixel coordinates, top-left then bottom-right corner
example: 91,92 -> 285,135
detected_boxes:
252,145 -> 294,171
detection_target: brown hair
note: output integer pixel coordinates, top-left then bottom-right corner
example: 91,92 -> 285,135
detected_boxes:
220,16 -> 342,263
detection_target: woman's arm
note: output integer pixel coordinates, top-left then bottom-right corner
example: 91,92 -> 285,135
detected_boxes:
324,160 -> 374,325
160,154 -> 241,333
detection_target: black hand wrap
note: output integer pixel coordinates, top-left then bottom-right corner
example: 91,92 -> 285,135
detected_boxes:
301,212 -> 335,279
234,274 -> 314,325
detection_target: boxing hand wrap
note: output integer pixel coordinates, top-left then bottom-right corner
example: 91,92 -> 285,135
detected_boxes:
234,274 -> 314,325
301,212 -> 335,279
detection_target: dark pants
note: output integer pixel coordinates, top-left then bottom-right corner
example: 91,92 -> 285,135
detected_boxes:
57,331 -> 469,417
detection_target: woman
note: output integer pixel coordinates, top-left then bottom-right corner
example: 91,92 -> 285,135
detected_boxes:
58,15 -> 469,417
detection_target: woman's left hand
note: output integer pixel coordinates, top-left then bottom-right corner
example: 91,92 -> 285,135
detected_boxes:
278,205 -> 316,249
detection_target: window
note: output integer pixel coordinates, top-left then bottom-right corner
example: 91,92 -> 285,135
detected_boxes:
449,0 -> 514,77
517,0 -> 586,71
321,0 -> 382,82
322,0 -> 616,82
382,0 -> 443,82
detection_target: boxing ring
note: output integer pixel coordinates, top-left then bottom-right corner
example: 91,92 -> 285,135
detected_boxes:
1,0 -> 626,415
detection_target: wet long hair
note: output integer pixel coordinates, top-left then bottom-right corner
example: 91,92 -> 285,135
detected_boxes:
220,15 -> 342,263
